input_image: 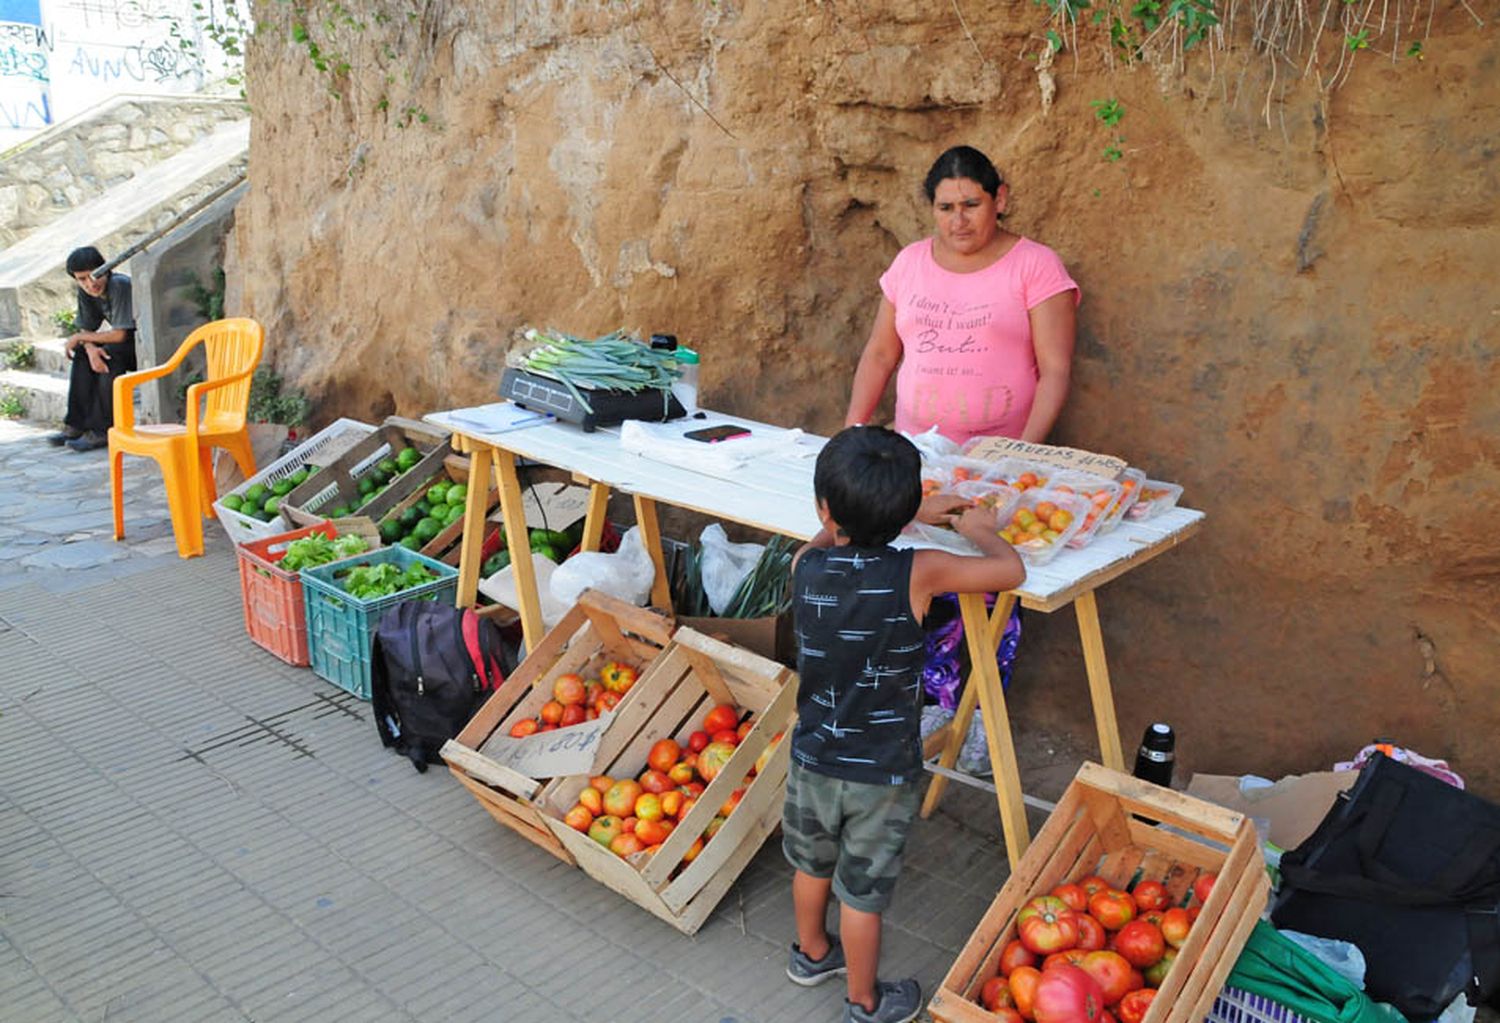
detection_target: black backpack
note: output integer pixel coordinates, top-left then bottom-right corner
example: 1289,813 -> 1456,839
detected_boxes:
370,602 -> 516,772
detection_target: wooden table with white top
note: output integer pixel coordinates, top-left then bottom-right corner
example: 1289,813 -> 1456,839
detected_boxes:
426,406 -> 1204,870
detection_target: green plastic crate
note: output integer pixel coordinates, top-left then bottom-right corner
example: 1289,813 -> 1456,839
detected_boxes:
300,546 -> 458,699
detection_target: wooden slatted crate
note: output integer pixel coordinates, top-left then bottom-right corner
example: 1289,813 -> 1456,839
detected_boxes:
281,416 -> 452,529
537,627 -> 796,935
929,762 -> 1269,1023
441,590 -> 676,864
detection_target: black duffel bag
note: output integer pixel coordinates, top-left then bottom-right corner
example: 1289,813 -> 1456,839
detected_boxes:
1272,752 -> 1500,1020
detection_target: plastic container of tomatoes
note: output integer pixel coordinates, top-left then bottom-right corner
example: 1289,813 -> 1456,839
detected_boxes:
1044,471 -> 1125,549
1126,480 -> 1186,523
927,763 -> 1269,1023
997,487 -> 1092,565
1095,467 -> 1148,535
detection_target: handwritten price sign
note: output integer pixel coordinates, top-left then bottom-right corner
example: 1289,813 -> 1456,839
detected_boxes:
483,712 -> 614,777
962,436 -> 1128,478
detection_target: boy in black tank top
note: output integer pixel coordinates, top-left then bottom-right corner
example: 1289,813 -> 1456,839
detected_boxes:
783,426 -> 1025,1023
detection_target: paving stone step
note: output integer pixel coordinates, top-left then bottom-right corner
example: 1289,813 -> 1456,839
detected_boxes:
0,367 -> 68,424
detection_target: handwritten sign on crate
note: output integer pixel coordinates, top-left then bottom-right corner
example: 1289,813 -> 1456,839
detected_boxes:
963,436 -> 1128,478
481,712 -> 615,778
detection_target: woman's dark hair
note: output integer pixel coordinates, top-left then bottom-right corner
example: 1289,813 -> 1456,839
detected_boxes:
814,426 -> 922,547
66,246 -> 106,276
923,145 -> 1003,202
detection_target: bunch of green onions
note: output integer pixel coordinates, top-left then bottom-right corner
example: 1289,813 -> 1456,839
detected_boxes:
520,329 -> 681,413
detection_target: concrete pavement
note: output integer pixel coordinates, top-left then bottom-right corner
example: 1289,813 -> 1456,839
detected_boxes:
0,418 -> 1088,1023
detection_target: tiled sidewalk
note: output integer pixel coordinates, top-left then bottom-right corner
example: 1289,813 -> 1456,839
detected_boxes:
0,421 -> 1083,1023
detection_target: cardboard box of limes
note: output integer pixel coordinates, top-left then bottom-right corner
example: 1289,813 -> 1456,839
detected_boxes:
280,417 -> 452,532
372,453 -> 499,563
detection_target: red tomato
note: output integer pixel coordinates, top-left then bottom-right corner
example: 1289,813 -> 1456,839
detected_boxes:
647,738 -> 681,774
1142,947 -> 1177,987
1117,989 -> 1155,1023
1131,880 -> 1169,913
596,690 -> 621,712
539,700 -> 564,725
559,703 -> 586,727
1192,872 -> 1217,906
980,976 -> 1014,1011
1113,920 -> 1165,969
553,673 -> 586,706
508,718 -> 539,738
702,703 -> 740,734
697,741 -> 737,782
737,719 -> 754,741
1078,950 -> 1132,1005
1017,897 -> 1080,955
1160,907 -> 1192,948
1078,875 -> 1111,899
1052,883 -> 1089,913
711,729 -> 741,746
1041,949 -> 1089,972
1008,966 -> 1041,1020
996,1010 -> 1026,1023
1033,964 -> 1106,1023
1126,969 -> 1145,992
1074,913 -> 1107,951
667,762 -> 696,785
998,938 -> 1038,977
1187,905 -> 1201,923
1100,1012 -> 1117,1023
687,730 -> 711,752
1088,891 -> 1137,931
637,769 -> 673,795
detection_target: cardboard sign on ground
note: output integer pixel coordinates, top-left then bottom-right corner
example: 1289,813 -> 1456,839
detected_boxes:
1186,770 -> 1357,850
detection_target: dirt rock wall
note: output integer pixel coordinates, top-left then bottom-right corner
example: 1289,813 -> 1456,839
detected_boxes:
235,2 -> 1500,792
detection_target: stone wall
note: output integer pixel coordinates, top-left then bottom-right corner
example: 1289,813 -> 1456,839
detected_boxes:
234,3 -> 1500,792
0,95 -> 245,249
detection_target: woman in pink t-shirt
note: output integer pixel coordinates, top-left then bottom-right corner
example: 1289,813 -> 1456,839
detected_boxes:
845,145 -> 1080,445
844,146 -> 1080,773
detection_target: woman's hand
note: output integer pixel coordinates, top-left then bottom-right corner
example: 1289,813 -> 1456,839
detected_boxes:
917,492 -> 970,525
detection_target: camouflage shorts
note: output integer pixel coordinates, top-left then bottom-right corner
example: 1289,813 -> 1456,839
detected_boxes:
781,762 -> 922,914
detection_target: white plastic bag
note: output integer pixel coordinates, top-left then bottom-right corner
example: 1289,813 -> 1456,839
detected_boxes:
698,523 -> 764,615
549,526 -> 656,609
902,425 -> 959,461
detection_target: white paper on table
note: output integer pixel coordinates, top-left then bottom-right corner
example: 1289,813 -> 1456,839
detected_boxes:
429,401 -> 554,435
618,418 -> 813,474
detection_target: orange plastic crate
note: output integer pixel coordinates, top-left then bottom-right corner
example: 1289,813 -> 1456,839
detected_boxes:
236,522 -> 338,666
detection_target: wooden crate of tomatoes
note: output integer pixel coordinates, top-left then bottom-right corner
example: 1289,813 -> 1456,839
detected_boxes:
440,589 -> 675,865
538,627 -> 796,935
928,763 -> 1268,1023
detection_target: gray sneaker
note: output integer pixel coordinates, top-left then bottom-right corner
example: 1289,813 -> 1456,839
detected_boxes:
844,978 -> 922,1023
787,937 -> 847,986
956,715 -> 994,778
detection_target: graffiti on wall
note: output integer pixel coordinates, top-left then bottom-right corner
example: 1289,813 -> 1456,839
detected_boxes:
1,0 -> 239,144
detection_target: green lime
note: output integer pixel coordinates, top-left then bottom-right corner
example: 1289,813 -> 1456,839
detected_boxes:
442,504 -> 465,526
399,506 -> 422,529
377,458 -> 398,476
245,483 -> 268,505
395,447 -> 421,471
425,482 -> 450,505
290,467 -> 311,485
358,475 -> 376,496
379,519 -> 403,543
414,500 -> 431,517
400,535 -> 422,551
258,506 -> 277,522
412,517 -> 442,543
221,493 -> 244,512
370,468 -> 390,486
445,483 -> 468,505
329,504 -> 351,517
271,478 -> 295,496
264,496 -> 281,515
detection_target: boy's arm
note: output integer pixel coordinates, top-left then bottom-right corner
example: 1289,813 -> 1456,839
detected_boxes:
910,504 -> 1026,604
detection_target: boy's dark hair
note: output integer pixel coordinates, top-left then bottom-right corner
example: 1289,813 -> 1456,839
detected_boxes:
66,246 -> 106,277
814,426 -> 921,546
923,145 -> 1004,202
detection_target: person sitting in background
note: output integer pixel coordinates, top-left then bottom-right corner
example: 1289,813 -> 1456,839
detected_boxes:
50,246 -> 137,452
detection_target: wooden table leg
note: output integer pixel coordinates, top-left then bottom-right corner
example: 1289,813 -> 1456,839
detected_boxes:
1074,589 -> 1125,771
631,495 -> 674,612
920,593 -> 1018,819
495,448 -> 545,652
963,591 -> 1030,868
454,439 -> 492,609
581,482 -> 610,553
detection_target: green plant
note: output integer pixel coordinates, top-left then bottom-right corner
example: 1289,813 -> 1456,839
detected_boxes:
1406,40 -> 1424,58
1103,143 -> 1125,162
1164,0 -> 1219,49
51,309 -> 77,334
1092,98 -> 1125,128
4,340 -> 36,370
187,268 -> 226,322
0,387 -> 26,419
1345,30 -> 1371,51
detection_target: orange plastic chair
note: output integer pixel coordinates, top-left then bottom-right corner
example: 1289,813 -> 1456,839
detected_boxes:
109,317 -> 265,558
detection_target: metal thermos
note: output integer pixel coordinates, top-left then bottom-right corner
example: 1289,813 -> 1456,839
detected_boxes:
1133,722 -> 1176,788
